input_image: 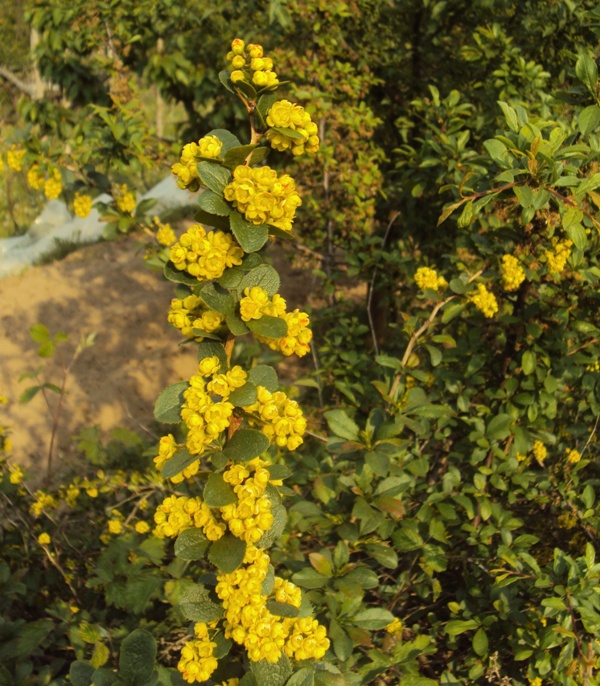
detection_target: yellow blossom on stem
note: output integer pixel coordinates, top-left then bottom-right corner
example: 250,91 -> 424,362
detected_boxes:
73,192 -> 93,218
500,254 -> 526,292
386,617 -> 403,635
169,224 -> 243,281
266,100 -> 320,155
114,184 -> 136,214
470,284 -> 498,318
565,448 -> 581,464
532,440 -> 547,465
545,238 -> 572,275
414,266 -> 447,292
6,145 -> 26,171
37,533 -> 51,545
44,168 -> 63,200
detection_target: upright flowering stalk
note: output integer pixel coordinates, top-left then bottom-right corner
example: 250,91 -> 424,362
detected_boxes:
153,40 -> 330,684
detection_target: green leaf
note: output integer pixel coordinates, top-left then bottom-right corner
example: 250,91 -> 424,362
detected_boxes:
578,105 -> 600,135
223,144 -> 257,169
353,608 -> 395,630
226,313 -> 251,336
194,209 -> 231,231
229,381 -> 258,406
258,487 -> 287,548
249,365 -> 279,391
203,473 -> 238,507
486,414 -> 512,441
218,71 -> 236,95
267,464 -> 292,480
230,212 -> 270,253
292,568 -> 329,589
208,534 -> 246,573
248,147 -> 270,165
266,600 -> 300,618
119,630 -> 156,686
445,619 -> 479,636
70,662 -> 95,686
576,54 -> 598,96
161,448 -> 198,479
30,323 -> 50,343
38,340 -> 56,358
218,268 -> 244,289
154,382 -> 187,423
324,410 -> 360,441
19,386 -> 41,404
91,668 -> 122,686
91,642 -> 110,669
197,190 -> 232,216
197,161 -> 231,194
285,668 -> 315,686
205,128 -> 241,154
180,584 -> 224,623
441,301 -> 465,323
251,654 -> 292,686
522,350 -> 536,375
198,282 -> 235,315
239,265 -> 281,296
247,315 -> 287,339
472,627 -> 489,657
497,101 -> 519,132
174,529 -> 210,561
270,126 -> 307,141
256,92 -> 278,126
164,261 -> 199,286
223,429 -> 270,462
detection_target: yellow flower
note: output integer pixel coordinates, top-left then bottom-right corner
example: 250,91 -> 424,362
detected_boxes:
135,521 -> 151,534
265,100 -> 319,156
154,217 -> 176,246
108,519 -> 123,535
545,238 -> 572,275
86,487 -> 99,498
44,168 -> 63,200
385,618 -> 403,635
27,164 -> 44,190
565,448 -> 581,464
198,135 -> 223,159
532,440 -> 547,465
470,284 -> 498,318
9,465 -> 23,484
500,254 -> 525,292
114,184 -> 136,214
38,533 -> 51,545
528,678 -> 542,686
73,192 -> 93,218
169,224 -> 243,282
6,145 -> 26,171
414,266 -> 447,292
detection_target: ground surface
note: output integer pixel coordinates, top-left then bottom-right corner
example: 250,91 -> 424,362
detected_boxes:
0,234 -> 316,475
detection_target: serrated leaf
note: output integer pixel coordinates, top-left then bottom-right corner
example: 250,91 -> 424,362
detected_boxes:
249,365 -> 278,391
198,282 -> 235,315
174,529 -> 210,561
194,209 -> 231,231
223,429 -> 270,462
239,265 -> 281,296
119,630 -> 156,686
208,534 -> 246,573
229,381 -> 258,406
161,448 -> 198,479
230,212 -> 270,253
197,161 -> 232,194
266,600 -> 299,618
91,642 -> 110,669
180,584 -> 223,623
197,190 -> 232,216
164,261 -> 199,286
203,473 -> 238,507
154,381 -> 187,423
29,323 -> 50,343
247,315 -> 287,338
251,654 -> 292,686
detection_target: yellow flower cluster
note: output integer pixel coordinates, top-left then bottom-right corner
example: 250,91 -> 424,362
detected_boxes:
246,386 -> 306,450
178,623 -> 218,684
223,165 -> 302,232
181,358 -> 247,456
414,266 -> 448,292
7,145 -> 25,172
27,164 -> 44,190
216,545 -> 329,664
31,491 -> 58,516
545,238 -> 572,274
227,39 -> 279,89
168,295 -> 225,340
44,168 -> 63,200
153,433 -> 200,483
532,440 -> 547,465
154,495 -> 226,541
169,224 -> 244,281
386,618 -> 403,635
38,532 -> 51,545
153,216 -> 176,246
108,518 -> 123,535
265,100 -> 320,156
239,287 -> 312,357
470,284 -> 498,318
73,192 -> 93,219
565,448 -> 581,464
114,184 -> 136,214
586,361 -> 600,372
220,457 -> 274,543
171,135 -> 223,191
528,678 -> 542,686
500,254 -> 525,292
135,521 -> 150,534
9,464 -> 23,484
